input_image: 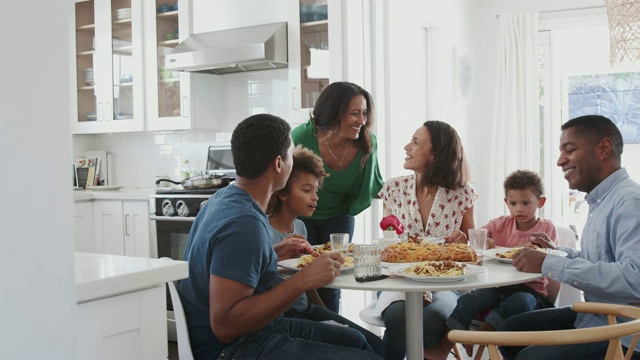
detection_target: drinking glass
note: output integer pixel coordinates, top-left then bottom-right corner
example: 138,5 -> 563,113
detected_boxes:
330,233 -> 350,254
353,244 -> 382,281
468,228 -> 488,256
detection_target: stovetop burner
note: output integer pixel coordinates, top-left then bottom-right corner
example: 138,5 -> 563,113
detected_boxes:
155,188 -> 219,195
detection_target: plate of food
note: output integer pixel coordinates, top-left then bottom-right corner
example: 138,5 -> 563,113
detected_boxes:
312,241 -> 355,254
407,235 -> 445,244
388,261 -> 487,283
380,242 -> 478,263
278,255 -> 355,272
484,246 -> 568,263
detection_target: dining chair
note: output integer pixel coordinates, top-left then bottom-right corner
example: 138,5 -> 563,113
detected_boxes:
167,279 -> 194,360
448,302 -> 640,360
359,301 -> 464,359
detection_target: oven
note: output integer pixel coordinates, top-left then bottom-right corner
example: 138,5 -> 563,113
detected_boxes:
150,146 -> 234,341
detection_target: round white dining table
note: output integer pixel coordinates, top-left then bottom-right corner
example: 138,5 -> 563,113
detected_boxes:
281,258 -> 542,360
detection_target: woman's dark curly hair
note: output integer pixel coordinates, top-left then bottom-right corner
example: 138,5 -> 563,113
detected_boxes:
311,82 -> 375,167
267,145 -> 329,215
420,120 -> 470,190
503,170 -> 544,198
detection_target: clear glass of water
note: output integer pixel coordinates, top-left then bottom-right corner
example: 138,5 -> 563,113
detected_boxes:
468,228 -> 488,256
330,233 -> 350,254
353,244 -> 382,281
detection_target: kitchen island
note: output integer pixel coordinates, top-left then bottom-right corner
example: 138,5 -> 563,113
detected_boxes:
75,252 -> 188,359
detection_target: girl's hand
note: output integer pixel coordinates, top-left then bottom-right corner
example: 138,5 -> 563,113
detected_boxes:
444,229 -> 468,244
273,234 -> 312,261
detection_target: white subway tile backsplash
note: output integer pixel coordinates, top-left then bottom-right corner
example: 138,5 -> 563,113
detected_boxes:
158,145 -> 174,155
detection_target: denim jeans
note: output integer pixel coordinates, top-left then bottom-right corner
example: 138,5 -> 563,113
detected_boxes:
217,318 -> 381,360
498,306 -> 640,360
446,288 -> 539,331
300,214 -> 355,313
381,291 -> 459,360
288,303 -> 385,357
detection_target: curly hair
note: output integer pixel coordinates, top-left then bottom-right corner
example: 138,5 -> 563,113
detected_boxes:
562,114 -> 623,161
420,120 -> 470,190
231,114 -> 291,179
503,170 -> 544,198
311,82 -> 375,167
267,145 -> 329,215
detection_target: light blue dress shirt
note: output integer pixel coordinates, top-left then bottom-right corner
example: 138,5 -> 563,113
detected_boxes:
542,168 -> 640,351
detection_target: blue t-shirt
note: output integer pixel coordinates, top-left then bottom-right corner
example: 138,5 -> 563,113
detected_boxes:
178,184 -> 282,359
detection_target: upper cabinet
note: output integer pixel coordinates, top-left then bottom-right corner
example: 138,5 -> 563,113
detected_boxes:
288,0 -> 343,125
71,0 -> 219,134
143,0 -> 220,131
72,0 -> 145,134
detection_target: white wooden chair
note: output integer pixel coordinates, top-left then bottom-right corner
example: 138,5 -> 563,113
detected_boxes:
167,279 -> 194,360
448,302 -> 640,360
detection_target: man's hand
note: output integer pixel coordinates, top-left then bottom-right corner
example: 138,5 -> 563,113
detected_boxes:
296,252 -> 343,290
273,234 -> 312,261
529,232 -> 556,249
445,229 -> 468,244
512,248 -> 547,273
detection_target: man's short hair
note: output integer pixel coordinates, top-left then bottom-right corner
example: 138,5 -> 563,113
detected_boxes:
231,114 -> 291,179
503,169 -> 545,198
562,115 -> 624,160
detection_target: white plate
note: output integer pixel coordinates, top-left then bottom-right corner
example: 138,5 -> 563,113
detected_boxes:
422,236 -> 446,244
86,185 -> 125,191
277,257 -> 354,272
381,261 -> 419,268
484,247 -> 568,263
388,262 -> 487,283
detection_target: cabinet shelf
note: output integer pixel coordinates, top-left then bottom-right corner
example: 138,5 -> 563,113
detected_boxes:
79,85 -> 95,91
301,20 -> 328,34
158,39 -> 179,47
157,10 -> 178,20
77,23 -> 96,31
78,50 -> 95,56
159,78 -> 180,83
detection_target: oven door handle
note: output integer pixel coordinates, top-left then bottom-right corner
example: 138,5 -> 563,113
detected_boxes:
150,215 -> 196,222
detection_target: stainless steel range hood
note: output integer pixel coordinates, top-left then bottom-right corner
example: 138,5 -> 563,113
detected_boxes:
165,22 -> 287,75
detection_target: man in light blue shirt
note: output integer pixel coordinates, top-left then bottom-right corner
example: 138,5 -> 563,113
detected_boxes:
498,115 -> 640,360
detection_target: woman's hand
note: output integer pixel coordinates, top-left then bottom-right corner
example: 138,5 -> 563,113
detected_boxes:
444,229 -> 468,244
273,234 -> 312,261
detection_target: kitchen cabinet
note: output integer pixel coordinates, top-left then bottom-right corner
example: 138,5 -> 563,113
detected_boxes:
75,285 -> 166,359
94,200 -> 151,257
71,0 -> 145,134
143,0 -> 221,131
74,201 -> 95,253
288,0 -> 343,125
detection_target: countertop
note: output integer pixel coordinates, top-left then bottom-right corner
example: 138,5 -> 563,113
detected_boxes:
74,188 -> 156,201
75,252 -> 188,303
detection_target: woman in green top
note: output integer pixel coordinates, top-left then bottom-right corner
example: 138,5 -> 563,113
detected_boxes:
291,81 -> 384,313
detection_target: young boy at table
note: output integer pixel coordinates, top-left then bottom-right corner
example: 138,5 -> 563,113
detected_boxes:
425,169 -> 558,360
267,145 -> 385,357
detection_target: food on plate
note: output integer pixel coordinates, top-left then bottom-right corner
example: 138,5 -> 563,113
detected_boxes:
381,242 -> 477,263
496,244 -> 546,259
380,215 -> 405,234
296,254 -> 354,269
403,260 -> 466,277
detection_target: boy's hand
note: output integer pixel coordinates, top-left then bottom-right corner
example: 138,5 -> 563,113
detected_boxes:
486,237 -> 496,249
273,234 -> 312,261
529,232 -> 556,249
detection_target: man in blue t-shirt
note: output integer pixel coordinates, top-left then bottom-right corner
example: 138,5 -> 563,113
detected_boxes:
178,114 -> 380,360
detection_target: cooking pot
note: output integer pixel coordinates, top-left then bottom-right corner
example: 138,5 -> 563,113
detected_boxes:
155,173 -> 233,190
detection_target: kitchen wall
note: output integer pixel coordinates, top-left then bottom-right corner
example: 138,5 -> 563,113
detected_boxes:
73,68 -> 290,188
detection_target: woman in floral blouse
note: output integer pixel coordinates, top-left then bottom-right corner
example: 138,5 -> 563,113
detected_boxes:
376,120 -> 478,360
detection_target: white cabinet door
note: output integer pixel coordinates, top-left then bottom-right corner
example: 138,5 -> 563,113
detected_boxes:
143,0 -> 221,131
93,200 -> 151,257
75,285 -> 167,359
123,201 -> 151,257
74,201 -> 95,253
71,0 -> 145,134
94,200 -> 125,255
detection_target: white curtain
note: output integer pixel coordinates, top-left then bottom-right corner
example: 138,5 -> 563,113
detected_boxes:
488,13 -> 540,218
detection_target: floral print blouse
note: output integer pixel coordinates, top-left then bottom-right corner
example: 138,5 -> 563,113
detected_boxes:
378,174 -> 478,238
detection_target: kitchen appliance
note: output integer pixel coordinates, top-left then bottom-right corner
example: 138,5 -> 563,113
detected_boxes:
150,146 -> 235,340
165,22 -> 288,74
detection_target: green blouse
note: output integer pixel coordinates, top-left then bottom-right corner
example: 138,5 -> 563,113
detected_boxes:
291,119 -> 384,219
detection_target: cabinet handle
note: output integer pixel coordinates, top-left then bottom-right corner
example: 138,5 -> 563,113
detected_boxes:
125,214 -> 130,236
182,96 -> 190,117
292,87 -> 300,110
98,103 -> 103,122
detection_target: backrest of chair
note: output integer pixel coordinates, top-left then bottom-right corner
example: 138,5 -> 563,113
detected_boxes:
167,280 -> 194,360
